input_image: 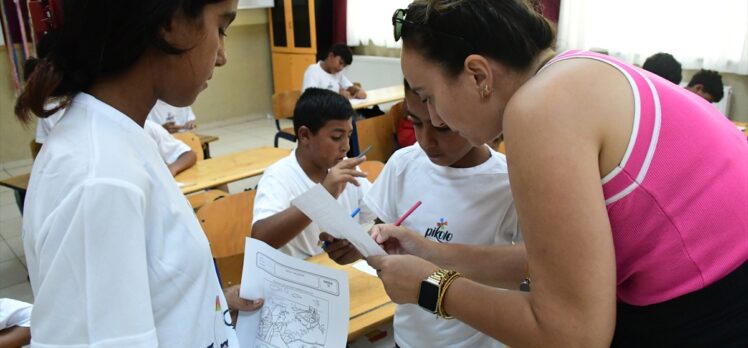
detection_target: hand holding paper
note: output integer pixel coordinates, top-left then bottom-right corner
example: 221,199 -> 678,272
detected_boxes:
292,184 -> 386,257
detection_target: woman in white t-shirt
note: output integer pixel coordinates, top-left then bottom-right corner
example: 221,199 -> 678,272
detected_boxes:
14,0 -> 261,347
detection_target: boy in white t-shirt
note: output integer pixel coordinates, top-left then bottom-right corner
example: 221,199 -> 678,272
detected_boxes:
252,88 -> 376,259
147,99 -> 198,133
324,81 -> 523,348
144,120 -> 197,176
0,298 -> 32,347
301,43 -> 366,99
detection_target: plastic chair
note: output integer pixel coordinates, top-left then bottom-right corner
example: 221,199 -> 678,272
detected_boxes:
196,190 -> 256,288
271,90 -> 301,147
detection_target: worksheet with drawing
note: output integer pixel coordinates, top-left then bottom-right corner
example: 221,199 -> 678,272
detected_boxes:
235,239 -> 350,348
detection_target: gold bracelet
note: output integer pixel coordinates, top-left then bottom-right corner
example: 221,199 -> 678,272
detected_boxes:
436,270 -> 462,319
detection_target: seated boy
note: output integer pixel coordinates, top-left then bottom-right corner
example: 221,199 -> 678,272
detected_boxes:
322,80 -> 523,348
642,52 -> 682,85
252,88 -> 376,259
685,69 -> 724,103
147,99 -> 198,133
144,120 -> 197,176
0,298 -> 32,347
302,43 -> 366,99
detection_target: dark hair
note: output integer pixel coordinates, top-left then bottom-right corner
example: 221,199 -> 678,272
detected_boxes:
404,78 -> 412,91
15,0 -> 226,124
642,53 -> 682,84
687,69 -> 724,102
401,0 -> 555,77
293,88 -> 354,135
327,43 -> 353,65
23,57 -> 39,81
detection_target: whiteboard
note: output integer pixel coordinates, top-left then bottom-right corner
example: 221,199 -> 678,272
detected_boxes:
238,0 -> 273,9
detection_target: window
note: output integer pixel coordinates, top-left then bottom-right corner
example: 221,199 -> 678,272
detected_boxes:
347,0 -> 412,48
557,0 -> 748,74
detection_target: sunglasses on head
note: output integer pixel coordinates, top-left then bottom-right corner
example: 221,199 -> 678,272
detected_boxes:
391,8 -> 475,52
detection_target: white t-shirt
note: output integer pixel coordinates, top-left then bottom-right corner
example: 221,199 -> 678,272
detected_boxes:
363,144 -> 520,348
253,149 -> 376,259
146,99 -> 197,127
23,93 -> 237,347
0,298 -> 32,328
143,119 -> 191,165
301,61 -> 354,93
35,101 -> 65,144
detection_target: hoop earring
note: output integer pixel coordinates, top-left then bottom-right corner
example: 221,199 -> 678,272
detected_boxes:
480,84 -> 492,99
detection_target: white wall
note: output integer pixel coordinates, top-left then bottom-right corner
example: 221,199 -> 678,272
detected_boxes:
344,55 -> 403,90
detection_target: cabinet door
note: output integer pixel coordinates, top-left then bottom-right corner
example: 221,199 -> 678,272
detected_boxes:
268,0 -> 288,48
271,53 -> 316,93
269,0 -> 316,53
290,0 -> 316,51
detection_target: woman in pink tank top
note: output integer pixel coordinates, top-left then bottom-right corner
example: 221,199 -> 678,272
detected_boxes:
366,0 -> 748,347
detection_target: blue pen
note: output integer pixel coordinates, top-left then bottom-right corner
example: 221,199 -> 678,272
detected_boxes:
321,207 -> 360,249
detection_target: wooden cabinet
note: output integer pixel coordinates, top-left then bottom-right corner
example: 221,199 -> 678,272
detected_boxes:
268,0 -> 332,93
270,52 -> 316,94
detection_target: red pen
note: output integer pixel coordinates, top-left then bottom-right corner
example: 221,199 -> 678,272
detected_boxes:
394,201 -> 422,226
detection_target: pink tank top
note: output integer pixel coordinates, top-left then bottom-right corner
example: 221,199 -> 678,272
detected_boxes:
541,50 -> 748,306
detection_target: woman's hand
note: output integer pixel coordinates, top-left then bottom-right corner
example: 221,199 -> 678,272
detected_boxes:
366,254 -> 439,304
370,223 -> 434,257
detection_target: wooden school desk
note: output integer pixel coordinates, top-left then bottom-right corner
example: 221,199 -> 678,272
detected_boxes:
0,173 -> 31,213
734,121 -> 748,138
176,147 -> 291,195
351,85 -> 405,111
306,253 -> 396,342
196,133 -> 220,159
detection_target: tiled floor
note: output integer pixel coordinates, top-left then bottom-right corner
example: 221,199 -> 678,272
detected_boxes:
0,114 -> 295,305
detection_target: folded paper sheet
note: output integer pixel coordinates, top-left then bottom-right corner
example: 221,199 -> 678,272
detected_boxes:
292,184 -> 386,257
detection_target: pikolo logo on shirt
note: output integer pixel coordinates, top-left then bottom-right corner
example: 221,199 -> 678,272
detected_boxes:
424,218 -> 452,243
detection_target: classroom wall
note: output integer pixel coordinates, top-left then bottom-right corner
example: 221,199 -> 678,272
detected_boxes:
0,9 -> 273,164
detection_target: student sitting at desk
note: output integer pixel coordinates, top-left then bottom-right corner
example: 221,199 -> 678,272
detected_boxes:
302,43 -> 367,99
147,99 -> 199,133
642,52 -> 682,85
252,88 -> 377,259
685,69 -> 724,103
322,80 -> 523,348
143,120 -> 197,176
0,298 -> 32,347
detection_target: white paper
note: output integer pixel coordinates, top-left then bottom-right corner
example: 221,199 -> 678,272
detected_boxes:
352,260 -> 378,277
236,238 -> 349,348
292,184 -> 386,257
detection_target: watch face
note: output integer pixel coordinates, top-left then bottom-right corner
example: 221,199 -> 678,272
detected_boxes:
418,280 -> 439,313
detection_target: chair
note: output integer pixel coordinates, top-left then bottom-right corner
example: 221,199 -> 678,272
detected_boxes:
271,90 -> 301,147
359,160 -> 385,182
30,140 -> 42,160
196,190 -> 256,288
173,131 -> 228,210
172,131 -> 205,161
